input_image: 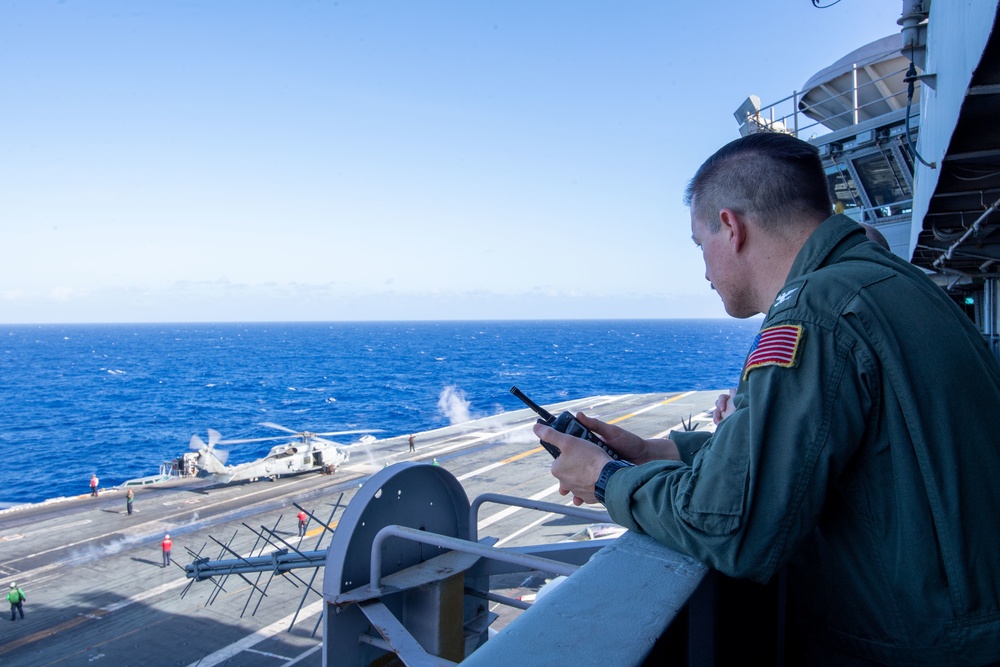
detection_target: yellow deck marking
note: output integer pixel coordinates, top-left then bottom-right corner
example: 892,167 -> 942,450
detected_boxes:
606,392 -> 694,424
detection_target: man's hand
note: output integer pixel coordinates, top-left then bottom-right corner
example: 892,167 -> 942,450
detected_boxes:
712,388 -> 737,425
534,422 -> 610,505
573,412 -> 680,464
534,413 -> 681,505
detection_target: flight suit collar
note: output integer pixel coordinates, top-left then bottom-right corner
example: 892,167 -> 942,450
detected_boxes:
765,215 -> 867,319
786,214 -> 868,281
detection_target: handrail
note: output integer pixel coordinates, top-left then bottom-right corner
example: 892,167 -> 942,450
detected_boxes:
745,63 -> 912,138
368,524 -> 580,595
469,492 -> 611,542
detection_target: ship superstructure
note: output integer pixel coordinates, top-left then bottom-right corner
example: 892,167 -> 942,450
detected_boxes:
738,0 -> 1000,358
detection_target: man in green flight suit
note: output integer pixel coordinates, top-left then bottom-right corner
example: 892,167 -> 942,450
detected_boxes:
538,133 -> 1000,664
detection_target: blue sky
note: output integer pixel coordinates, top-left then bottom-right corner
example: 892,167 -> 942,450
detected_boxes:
2,1 -> 903,324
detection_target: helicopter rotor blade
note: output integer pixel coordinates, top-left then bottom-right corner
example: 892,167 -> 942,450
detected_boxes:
214,449 -> 230,465
258,422 -> 299,434
259,422 -> 383,437
190,434 -> 208,450
207,428 -> 222,447
215,435 -> 290,445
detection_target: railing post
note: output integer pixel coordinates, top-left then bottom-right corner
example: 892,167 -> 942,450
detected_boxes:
793,90 -> 799,137
852,63 -> 859,125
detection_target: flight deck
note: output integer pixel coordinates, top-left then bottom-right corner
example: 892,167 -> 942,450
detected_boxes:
0,391 -> 721,667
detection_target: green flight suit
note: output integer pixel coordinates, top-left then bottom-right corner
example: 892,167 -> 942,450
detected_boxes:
604,215 -> 1000,664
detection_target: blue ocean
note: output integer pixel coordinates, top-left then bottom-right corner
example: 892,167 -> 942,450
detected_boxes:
0,320 -> 759,506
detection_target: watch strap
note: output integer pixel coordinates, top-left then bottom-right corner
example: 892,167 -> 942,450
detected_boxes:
594,459 -> 634,504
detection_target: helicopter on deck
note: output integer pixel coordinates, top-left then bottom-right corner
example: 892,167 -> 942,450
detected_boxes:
184,422 -> 380,483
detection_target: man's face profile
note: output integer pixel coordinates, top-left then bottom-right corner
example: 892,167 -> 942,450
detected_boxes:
690,207 -> 756,319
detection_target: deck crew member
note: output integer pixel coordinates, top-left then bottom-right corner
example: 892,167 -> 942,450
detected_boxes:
125,488 -> 134,515
297,510 -> 307,537
89,474 -> 99,497
540,133 -> 1000,664
161,534 -> 172,568
7,582 -> 25,621
408,434 -> 415,452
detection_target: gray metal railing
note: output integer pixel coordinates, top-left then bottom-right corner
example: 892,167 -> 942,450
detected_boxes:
741,64 -> 911,139
462,530 -> 709,666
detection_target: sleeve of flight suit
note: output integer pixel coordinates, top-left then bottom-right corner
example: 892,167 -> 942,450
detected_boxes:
603,311 -> 880,583
670,430 -> 712,466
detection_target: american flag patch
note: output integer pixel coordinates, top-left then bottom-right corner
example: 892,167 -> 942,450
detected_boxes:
742,324 -> 804,380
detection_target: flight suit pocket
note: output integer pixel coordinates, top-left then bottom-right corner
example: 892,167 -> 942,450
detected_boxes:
676,436 -> 748,536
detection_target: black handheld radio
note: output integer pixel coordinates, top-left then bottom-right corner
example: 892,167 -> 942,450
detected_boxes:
509,386 -> 622,461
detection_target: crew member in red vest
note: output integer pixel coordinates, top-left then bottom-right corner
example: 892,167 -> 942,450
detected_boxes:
161,534 -> 172,568
297,511 -> 307,537
90,474 -> 99,497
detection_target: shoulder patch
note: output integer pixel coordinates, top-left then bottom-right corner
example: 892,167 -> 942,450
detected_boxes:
742,324 -> 804,381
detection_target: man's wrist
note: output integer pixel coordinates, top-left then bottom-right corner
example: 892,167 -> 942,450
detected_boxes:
594,459 -> 635,504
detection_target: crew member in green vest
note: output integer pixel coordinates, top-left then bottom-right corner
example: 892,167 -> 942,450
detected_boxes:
7,582 -> 25,621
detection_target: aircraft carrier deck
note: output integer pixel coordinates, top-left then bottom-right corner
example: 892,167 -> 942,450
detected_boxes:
0,390 -> 721,667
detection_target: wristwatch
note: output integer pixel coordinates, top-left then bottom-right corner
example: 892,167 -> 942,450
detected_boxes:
594,459 -> 634,504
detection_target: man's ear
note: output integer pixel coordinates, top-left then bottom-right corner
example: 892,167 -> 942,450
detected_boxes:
719,208 -> 747,252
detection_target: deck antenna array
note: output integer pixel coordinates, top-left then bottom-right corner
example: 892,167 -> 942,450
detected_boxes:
181,493 -> 345,635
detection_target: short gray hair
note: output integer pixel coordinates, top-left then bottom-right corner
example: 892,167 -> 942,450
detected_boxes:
685,133 -> 831,232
